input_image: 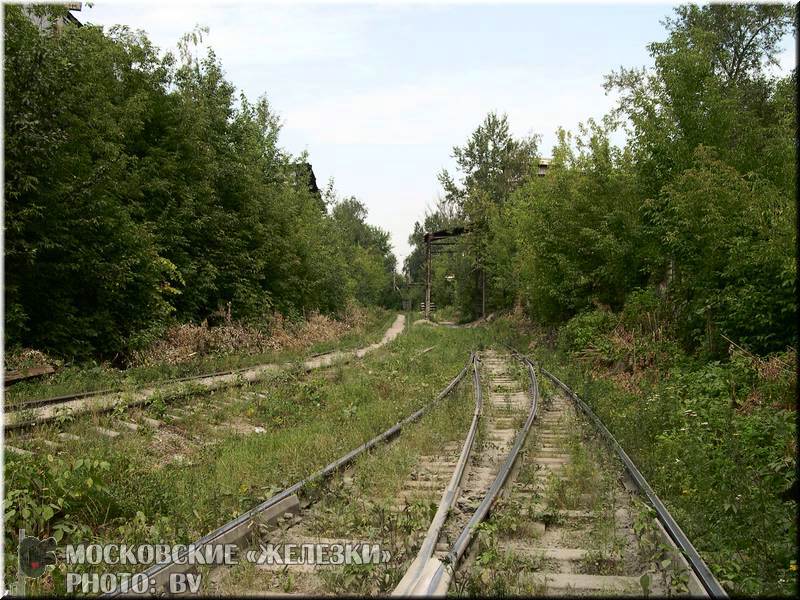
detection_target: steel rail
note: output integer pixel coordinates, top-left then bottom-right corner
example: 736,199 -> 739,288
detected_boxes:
5,351 -> 339,413
392,354 -> 483,595
6,315 -> 405,430
104,352 -> 475,597
538,364 -> 728,599
423,351 -> 540,595
6,387 -> 117,411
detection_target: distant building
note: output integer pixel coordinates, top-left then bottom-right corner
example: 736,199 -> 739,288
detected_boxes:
291,162 -> 325,210
24,2 -> 82,33
537,158 -> 551,177
302,162 -> 321,199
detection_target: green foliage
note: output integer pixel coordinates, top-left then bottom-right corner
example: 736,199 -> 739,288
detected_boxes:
435,112 -> 539,318
4,9 -> 176,356
503,123 -> 652,322
4,454 -> 112,543
529,291 -> 797,595
436,3 -> 797,355
439,111 -> 538,210
4,7 -> 397,360
422,7 -> 797,593
605,3 -> 795,198
557,309 -> 615,354
652,149 -> 795,354
331,197 -> 398,307
560,355 -> 796,596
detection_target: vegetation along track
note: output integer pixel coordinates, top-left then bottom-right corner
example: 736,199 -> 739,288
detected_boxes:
189,348 -> 538,596
392,348 -> 538,595
446,348 -> 728,598
3,315 -> 406,432
4,337 -> 733,597
104,351 -> 476,596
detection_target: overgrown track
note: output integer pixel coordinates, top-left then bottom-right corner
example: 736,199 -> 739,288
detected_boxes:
3,314 -> 406,431
39,343 -> 725,597
193,348 -> 538,596
390,353 -> 484,594
4,350 -> 336,411
104,351 -> 474,597
395,348 -> 539,595
440,344 -> 727,598
452,360 -> 652,595
536,365 -> 728,598
386,347 -> 725,597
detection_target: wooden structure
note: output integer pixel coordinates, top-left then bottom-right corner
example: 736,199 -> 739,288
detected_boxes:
5,365 -> 56,385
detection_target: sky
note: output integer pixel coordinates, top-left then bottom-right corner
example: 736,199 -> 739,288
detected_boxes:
76,0 -> 796,265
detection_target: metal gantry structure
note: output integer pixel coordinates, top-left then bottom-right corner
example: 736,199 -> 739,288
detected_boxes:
422,227 -> 469,319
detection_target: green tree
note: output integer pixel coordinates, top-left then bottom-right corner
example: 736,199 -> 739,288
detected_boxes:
437,112 -> 538,318
652,148 -> 795,354
503,122 -> 649,321
603,2 -> 796,353
4,8 -> 398,358
605,3 -> 795,197
330,197 -> 398,308
4,7 -> 176,357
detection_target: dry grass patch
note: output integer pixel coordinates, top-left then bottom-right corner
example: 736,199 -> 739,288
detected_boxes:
149,426 -> 199,469
132,305 -> 370,367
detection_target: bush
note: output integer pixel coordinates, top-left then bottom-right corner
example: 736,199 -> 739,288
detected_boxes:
561,351 -> 796,596
557,309 -> 616,354
652,149 -> 796,355
4,454 -> 113,543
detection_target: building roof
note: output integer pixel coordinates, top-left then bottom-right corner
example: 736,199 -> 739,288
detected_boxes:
24,3 -> 82,31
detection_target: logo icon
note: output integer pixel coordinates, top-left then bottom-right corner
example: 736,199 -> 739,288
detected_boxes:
19,535 -> 57,578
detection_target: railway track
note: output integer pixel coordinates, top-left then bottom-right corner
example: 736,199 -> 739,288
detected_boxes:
3,314 -> 406,431
104,351 -> 477,597
110,348 -> 536,596
451,370 -> 653,595
59,344 -> 722,597
390,348 -> 538,595
535,365 -> 728,598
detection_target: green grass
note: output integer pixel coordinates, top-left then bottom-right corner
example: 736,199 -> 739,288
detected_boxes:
3,319 -> 489,595
297,381 -> 475,595
430,305 -> 460,324
10,311 -> 790,596
486,312 -> 797,597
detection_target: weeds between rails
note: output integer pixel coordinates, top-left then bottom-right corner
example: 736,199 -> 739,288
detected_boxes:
3,324 -> 489,595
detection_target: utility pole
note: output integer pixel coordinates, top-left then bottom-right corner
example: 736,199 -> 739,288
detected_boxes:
481,266 -> 486,319
18,528 -> 26,596
425,237 -> 432,320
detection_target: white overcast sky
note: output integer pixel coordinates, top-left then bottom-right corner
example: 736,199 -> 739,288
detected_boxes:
76,0 -> 796,265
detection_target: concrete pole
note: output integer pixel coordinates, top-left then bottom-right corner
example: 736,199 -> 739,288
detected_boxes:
18,528 -> 26,596
425,239 -> 432,320
481,267 -> 486,319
